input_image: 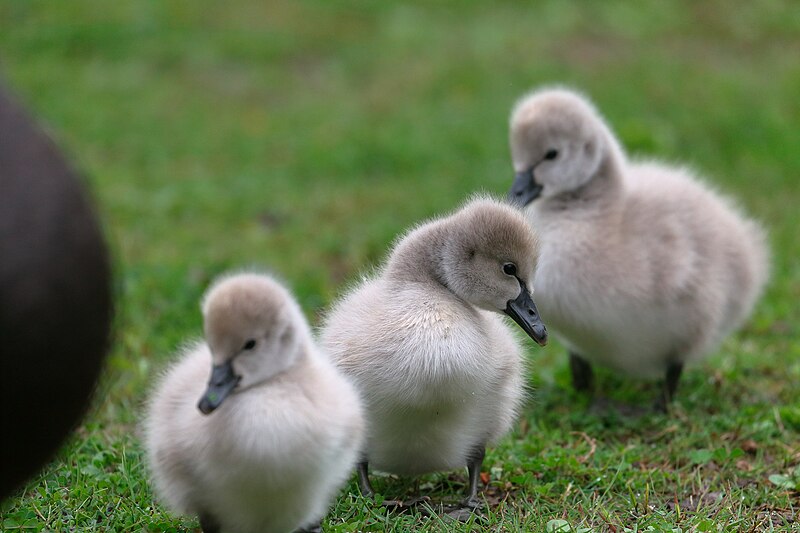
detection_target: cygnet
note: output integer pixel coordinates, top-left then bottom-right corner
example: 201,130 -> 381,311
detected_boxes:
508,87 -> 769,410
144,273 -> 364,533
320,197 -> 547,512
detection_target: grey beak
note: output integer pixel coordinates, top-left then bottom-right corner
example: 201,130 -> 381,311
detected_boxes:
197,360 -> 240,415
504,279 -> 547,346
508,168 -> 543,207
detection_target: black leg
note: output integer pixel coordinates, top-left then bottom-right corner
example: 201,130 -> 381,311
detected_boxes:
444,447 -> 486,522
199,513 -> 221,533
655,362 -> 683,413
461,446 -> 485,509
357,461 -> 374,498
569,352 -> 594,393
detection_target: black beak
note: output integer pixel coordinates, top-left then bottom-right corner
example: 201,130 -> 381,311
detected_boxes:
504,279 -> 547,346
508,168 -> 543,207
197,360 -> 241,415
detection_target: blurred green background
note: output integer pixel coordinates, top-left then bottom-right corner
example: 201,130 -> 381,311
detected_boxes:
1,1 -> 798,530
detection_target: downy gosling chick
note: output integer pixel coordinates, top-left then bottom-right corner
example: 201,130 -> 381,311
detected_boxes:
321,197 -> 547,512
508,87 -> 769,410
144,273 -> 364,533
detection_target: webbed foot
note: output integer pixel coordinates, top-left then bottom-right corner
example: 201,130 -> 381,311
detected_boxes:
446,505 -> 480,522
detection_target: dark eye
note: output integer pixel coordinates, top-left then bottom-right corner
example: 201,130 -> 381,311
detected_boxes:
544,149 -> 558,161
242,339 -> 256,351
503,263 -> 517,276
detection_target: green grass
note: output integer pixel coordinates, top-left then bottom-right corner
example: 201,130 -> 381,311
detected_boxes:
1,1 -> 799,530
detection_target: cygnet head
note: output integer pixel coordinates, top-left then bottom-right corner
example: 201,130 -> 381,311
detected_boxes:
197,273 -> 308,414
439,197 -> 547,345
508,87 -> 620,205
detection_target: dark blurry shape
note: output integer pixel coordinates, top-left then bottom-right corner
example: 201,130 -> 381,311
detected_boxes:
0,83 -> 113,499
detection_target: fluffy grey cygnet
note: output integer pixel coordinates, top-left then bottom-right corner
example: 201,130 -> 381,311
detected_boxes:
144,273 -> 364,533
508,87 -> 769,409
321,196 -> 547,511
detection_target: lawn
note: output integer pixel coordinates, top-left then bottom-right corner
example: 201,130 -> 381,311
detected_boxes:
1,1 -> 799,531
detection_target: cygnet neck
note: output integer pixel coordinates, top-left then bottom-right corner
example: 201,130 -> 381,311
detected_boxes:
384,222 -> 452,289
244,335 -> 314,392
546,146 -> 626,213
285,328 -> 315,367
